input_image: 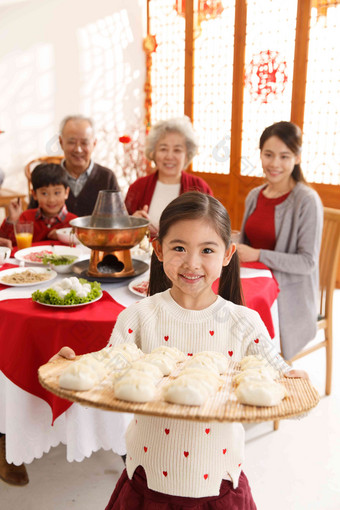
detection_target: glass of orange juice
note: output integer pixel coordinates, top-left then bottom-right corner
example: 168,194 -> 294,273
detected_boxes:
14,222 -> 34,250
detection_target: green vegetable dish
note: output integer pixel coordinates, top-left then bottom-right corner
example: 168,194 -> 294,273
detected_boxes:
42,254 -> 78,266
32,279 -> 102,306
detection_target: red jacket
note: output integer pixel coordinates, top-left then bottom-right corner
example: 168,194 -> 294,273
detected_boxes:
0,208 -> 77,246
125,171 -> 213,214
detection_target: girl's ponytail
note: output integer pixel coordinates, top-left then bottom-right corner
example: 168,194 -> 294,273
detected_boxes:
148,251 -> 171,296
218,249 -> 244,305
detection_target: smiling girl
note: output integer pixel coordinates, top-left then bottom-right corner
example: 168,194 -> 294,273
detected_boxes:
100,191 -> 306,509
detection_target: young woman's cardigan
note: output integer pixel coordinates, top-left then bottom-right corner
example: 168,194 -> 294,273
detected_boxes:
240,182 -> 323,360
124,170 -> 213,215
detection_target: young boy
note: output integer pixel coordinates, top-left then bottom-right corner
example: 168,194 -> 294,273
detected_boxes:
0,163 -> 77,246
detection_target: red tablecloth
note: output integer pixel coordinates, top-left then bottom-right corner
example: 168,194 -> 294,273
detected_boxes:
0,290 -> 125,423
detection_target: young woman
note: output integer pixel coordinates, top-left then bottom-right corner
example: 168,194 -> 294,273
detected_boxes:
237,121 -> 323,360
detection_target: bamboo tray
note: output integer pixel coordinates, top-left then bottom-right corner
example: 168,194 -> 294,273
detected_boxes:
38,357 -> 320,423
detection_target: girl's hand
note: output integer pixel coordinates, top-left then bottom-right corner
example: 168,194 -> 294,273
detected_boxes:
8,198 -> 22,223
237,243 -> 260,263
49,346 -> 76,363
284,369 -> 309,380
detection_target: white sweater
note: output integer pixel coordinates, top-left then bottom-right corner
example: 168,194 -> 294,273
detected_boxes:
109,289 -> 288,497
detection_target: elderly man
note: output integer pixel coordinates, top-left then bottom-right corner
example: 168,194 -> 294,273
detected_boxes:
59,115 -> 120,216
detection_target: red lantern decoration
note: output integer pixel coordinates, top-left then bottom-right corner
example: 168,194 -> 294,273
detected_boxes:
174,1 -> 224,24
245,50 -> 288,104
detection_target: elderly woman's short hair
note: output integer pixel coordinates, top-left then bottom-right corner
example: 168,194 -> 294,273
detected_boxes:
59,115 -> 95,136
145,117 -> 199,167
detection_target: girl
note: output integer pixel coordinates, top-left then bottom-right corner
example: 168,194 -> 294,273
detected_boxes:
237,121 -> 323,360
99,191 -> 306,509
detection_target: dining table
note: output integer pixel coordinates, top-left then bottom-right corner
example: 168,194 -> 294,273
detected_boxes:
0,245 -> 280,466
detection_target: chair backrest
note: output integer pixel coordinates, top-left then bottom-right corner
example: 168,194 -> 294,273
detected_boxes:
319,207 -> 340,318
24,156 -> 63,197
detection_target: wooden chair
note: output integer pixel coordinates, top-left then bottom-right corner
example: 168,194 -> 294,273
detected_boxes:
0,188 -> 27,216
24,155 -> 63,197
274,207 -> 340,431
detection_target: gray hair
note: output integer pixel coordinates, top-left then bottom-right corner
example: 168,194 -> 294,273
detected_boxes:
59,115 -> 95,136
145,116 -> 199,167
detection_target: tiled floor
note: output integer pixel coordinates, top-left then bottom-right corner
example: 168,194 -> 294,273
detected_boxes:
2,291 -> 340,509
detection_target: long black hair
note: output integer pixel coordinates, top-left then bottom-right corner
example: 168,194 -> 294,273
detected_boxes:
259,121 -> 307,184
148,192 -> 243,305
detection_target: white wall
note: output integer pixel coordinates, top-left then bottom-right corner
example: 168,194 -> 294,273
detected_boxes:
0,0 -> 145,196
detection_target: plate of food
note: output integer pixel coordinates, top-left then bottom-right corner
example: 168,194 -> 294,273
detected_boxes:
15,245 -> 88,266
128,277 -> 149,297
0,267 -> 57,287
41,253 -> 79,274
32,276 -> 102,307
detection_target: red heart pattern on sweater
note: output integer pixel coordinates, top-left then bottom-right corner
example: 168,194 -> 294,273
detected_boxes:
183,451 -> 189,457
228,351 -> 233,357
163,471 -> 167,477
164,336 -> 169,341
164,428 -> 170,435
144,446 -> 148,452
205,428 -> 210,434
209,330 -> 214,336
204,474 -> 208,480
128,328 -> 133,334
108,344 -> 112,347
254,338 -> 259,344
223,448 -> 227,454
187,353 -> 193,356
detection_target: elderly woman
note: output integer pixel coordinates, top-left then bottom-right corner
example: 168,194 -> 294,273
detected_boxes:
125,117 -> 213,234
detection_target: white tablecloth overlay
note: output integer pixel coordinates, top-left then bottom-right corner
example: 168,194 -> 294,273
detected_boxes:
0,259 -> 279,464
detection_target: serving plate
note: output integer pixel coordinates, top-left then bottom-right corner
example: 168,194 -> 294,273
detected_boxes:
38,357 -> 320,423
33,291 -> 103,308
128,276 -> 149,297
0,267 -> 57,287
15,245 -> 89,266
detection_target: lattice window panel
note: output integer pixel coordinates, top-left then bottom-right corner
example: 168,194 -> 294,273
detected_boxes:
192,0 -> 235,175
149,0 -> 185,124
303,5 -> 340,185
241,0 -> 296,177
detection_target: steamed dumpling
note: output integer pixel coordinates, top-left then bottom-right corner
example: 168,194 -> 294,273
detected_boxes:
59,363 -> 101,391
114,372 -> 156,403
163,376 -> 212,406
235,380 -> 286,407
144,353 -> 177,375
192,351 -> 228,374
151,346 -> 186,362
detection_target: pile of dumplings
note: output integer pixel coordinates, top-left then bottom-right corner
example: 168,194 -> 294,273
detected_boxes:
59,343 -> 143,391
113,346 -> 186,403
162,351 -> 228,406
233,355 -> 286,407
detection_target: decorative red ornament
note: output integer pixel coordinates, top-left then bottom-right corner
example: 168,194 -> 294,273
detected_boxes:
245,50 -> 288,104
174,0 -> 224,23
143,34 -> 158,55
119,135 -> 132,144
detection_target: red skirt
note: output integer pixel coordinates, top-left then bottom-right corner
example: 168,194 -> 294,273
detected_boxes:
105,466 -> 257,510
